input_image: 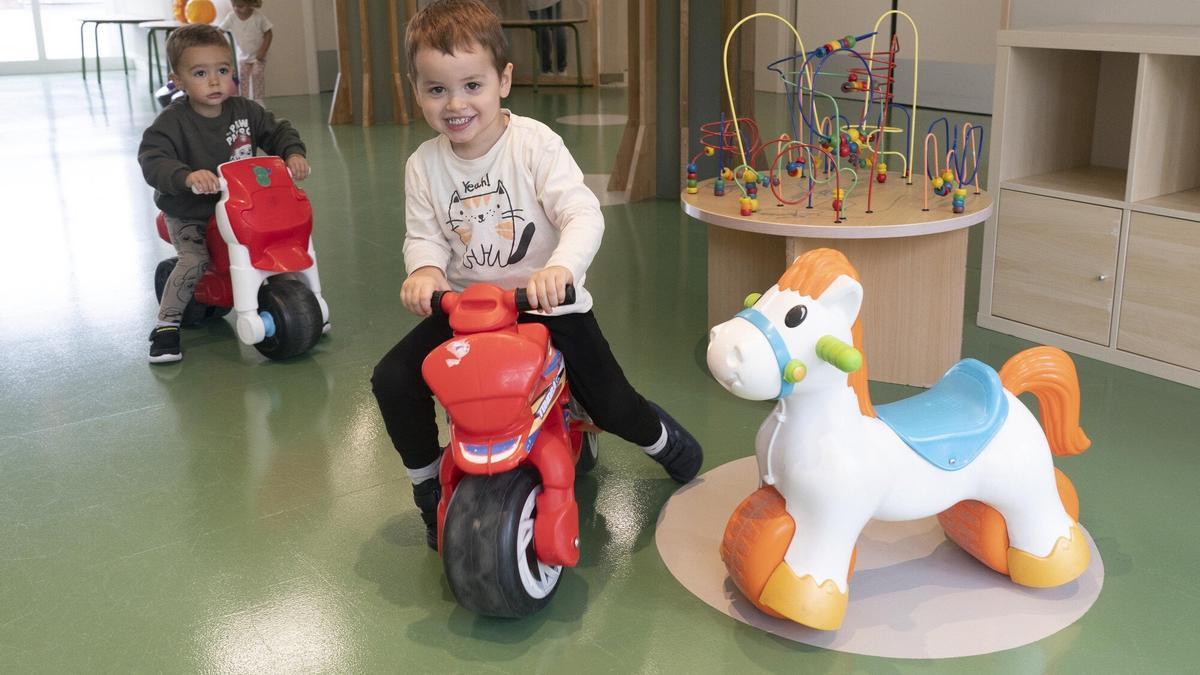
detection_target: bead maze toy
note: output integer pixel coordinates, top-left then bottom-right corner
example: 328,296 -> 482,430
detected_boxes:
706,248 -> 1091,630
685,11 -> 985,223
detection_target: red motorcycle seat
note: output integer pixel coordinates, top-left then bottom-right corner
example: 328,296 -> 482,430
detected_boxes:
516,322 -> 549,352
219,158 -> 314,272
423,330 -> 548,435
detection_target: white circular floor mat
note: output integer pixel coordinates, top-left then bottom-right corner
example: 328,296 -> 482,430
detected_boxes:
655,456 -> 1105,659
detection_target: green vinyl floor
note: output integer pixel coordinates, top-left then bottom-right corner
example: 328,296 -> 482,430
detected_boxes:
0,73 -> 1196,673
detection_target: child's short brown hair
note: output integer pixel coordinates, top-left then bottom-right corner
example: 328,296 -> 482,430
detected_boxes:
233,0 -> 264,8
166,23 -> 232,75
405,0 -> 508,82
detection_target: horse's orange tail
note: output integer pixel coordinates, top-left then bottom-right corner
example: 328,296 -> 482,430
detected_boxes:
999,346 -> 1090,456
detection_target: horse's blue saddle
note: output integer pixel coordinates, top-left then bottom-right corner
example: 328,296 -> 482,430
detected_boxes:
874,359 -> 1009,471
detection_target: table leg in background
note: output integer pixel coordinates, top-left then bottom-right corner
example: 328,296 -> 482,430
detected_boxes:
80,22 -> 88,79
94,22 -> 102,83
569,24 -> 582,86
119,24 -> 128,76
782,230 -> 968,387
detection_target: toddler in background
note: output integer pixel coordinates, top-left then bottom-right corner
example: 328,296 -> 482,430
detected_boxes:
138,23 -> 309,362
219,0 -> 273,103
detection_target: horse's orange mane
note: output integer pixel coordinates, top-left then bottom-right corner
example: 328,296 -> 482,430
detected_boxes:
778,249 -> 875,417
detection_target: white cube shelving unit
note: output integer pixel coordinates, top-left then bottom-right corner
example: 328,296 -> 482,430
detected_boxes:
979,23 -> 1200,387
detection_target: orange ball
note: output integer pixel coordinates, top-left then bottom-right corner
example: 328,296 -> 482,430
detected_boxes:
173,0 -> 187,23
185,0 -> 216,24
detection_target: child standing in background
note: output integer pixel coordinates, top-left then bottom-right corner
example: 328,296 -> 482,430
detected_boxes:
219,0 -> 273,103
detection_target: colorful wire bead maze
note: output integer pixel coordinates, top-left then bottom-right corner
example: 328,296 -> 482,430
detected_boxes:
685,11 -> 985,223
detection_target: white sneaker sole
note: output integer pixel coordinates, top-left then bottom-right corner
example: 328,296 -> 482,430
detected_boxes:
148,352 -> 182,364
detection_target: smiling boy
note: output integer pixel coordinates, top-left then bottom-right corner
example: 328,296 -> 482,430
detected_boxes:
370,0 -> 703,549
137,23 -> 309,362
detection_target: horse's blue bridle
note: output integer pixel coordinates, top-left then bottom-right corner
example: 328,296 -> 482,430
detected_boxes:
736,307 -> 798,399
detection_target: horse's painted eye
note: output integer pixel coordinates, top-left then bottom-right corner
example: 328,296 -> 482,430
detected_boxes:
784,305 -> 808,327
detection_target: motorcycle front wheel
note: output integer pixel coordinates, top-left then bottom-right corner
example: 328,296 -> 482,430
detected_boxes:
442,465 -> 562,617
254,277 -> 322,360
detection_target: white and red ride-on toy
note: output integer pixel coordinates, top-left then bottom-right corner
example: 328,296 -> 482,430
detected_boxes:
153,156 -> 330,359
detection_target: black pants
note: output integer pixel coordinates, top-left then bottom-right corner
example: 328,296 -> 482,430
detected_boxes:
372,310 -> 661,471
529,3 -> 567,73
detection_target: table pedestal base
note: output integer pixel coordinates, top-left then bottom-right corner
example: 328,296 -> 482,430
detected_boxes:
708,227 -> 968,387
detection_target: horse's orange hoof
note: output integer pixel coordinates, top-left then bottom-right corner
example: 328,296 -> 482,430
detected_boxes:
1008,522 -> 1090,588
759,562 -> 848,630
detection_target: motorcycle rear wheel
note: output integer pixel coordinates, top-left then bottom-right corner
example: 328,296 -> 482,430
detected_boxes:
575,428 -> 599,474
442,465 -> 562,617
154,257 -> 228,327
568,398 -> 599,474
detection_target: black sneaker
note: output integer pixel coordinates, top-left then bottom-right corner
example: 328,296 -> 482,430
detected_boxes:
647,401 -> 703,483
412,477 -> 441,550
148,326 -> 182,364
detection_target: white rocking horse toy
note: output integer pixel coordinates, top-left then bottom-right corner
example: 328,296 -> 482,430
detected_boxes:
707,248 -> 1091,630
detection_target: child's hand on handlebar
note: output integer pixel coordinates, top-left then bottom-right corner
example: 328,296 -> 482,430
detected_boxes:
286,154 -> 311,181
402,266 -> 451,317
186,170 -> 221,194
526,266 -> 574,310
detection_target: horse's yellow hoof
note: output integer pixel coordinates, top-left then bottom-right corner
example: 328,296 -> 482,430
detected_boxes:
759,562 -> 848,630
1007,523 -> 1090,588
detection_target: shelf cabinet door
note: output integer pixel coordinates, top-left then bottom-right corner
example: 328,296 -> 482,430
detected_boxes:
991,190 -> 1121,345
1117,212 -> 1200,370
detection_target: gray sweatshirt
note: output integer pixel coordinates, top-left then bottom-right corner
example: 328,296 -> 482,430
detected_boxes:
137,97 -> 306,220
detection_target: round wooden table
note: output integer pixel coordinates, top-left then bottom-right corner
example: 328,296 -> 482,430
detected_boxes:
78,15 -> 158,83
683,177 -> 993,387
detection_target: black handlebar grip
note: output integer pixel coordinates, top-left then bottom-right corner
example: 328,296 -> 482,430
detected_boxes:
430,290 -> 448,316
514,284 -> 576,312
514,288 -> 533,312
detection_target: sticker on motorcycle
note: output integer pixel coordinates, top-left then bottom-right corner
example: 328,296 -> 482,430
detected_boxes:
444,339 -> 471,367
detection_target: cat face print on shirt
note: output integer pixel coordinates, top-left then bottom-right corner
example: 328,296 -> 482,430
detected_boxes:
446,177 -> 536,269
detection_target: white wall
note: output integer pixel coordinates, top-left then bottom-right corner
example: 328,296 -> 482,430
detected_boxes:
1008,0 -> 1200,28
315,0 -> 336,51
596,0 -> 627,81
751,0 -> 1002,113
260,0 -> 320,96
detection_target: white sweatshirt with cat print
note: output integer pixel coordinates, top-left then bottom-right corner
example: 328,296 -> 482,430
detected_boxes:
402,111 -> 603,315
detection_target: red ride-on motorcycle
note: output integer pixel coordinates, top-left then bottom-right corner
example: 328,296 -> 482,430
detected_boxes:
153,156 -> 330,360
423,283 -> 599,617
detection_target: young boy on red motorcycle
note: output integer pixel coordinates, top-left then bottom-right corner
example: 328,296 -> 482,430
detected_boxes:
138,23 -> 310,363
371,0 -> 703,549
